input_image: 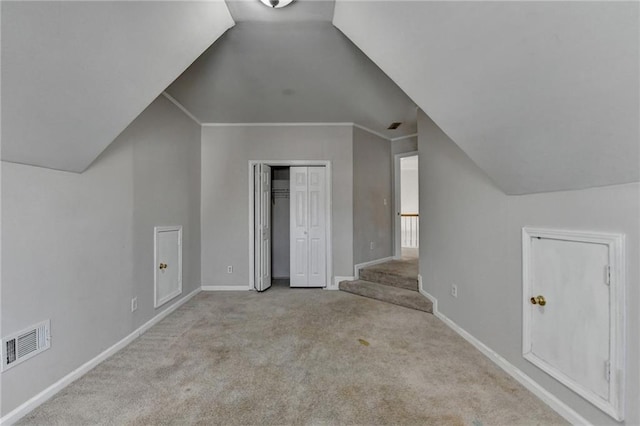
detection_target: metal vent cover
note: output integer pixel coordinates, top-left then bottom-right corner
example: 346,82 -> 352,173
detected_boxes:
2,320 -> 50,371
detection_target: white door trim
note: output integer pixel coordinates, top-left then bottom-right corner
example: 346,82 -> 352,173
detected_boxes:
153,226 -> 183,308
393,151 -> 418,259
249,160 -> 333,290
522,227 -> 625,420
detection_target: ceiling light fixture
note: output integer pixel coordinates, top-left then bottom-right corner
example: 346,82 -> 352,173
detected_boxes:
259,0 -> 294,8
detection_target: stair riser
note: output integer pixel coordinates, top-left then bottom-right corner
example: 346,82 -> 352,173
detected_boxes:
339,281 -> 432,313
359,270 -> 418,291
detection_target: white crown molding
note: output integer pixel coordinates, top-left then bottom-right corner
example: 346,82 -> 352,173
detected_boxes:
161,92 -> 202,125
390,133 -> 418,142
183,120 -> 419,143
201,122 -> 353,128
354,124 -> 417,142
352,123 -> 392,141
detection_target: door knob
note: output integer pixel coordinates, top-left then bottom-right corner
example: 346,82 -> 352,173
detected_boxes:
530,295 -> 546,306
159,263 -> 168,270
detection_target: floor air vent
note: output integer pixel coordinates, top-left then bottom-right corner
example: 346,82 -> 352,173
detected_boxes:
2,320 -> 50,372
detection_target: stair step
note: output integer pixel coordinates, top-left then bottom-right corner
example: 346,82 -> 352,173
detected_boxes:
359,268 -> 418,291
339,279 -> 432,313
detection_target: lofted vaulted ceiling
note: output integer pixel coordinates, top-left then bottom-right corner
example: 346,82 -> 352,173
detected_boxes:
2,1 -> 637,196
165,20 -> 418,138
1,0 -> 234,172
334,1 -> 640,195
166,0 -> 417,138
225,0 -> 335,22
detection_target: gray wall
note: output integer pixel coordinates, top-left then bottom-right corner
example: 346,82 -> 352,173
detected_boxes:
352,127 -> 393,265
131,98 -> 201,329
271,176 -> 290,279
1,96 -> 201,416
391,136 -> 417,155
200,125 -> 354,287
418,110 -> 640,425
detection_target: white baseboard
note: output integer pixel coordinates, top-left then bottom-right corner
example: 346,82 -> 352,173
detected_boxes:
201,285 -> 252,291
421,288 -> 590,426
331,276 -> 355,290
354,256 -> 394,278
417,274 -> 438,313
0,287 -> 202,426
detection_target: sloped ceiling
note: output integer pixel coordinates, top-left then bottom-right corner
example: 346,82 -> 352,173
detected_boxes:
166,21 -> 418,138
1,1 -> 234,172
225,0 -> 335,22
334,1 -> 639,194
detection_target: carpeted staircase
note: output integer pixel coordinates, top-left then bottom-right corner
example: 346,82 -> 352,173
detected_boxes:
339,258 -> 433,313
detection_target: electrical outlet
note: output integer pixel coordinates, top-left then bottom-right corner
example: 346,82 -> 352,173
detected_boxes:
383,198 -> 387,206
370,241 -> 375,250
227,265 -> 233,274
131,297 -> 138,312
451,284 -> 458,298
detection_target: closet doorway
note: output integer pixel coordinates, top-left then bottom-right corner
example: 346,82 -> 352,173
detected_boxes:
249,161 -> 332,292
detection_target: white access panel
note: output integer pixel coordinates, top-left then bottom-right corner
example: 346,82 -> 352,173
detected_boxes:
154,226 -> 182,308
290,167 -> 326,287
522,228 -> 625,420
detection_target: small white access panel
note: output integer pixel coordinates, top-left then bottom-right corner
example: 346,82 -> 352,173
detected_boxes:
254,164 -> 272,292
290,167 -> 326,287
154,226 -> 183,308
522,228 -> 625,420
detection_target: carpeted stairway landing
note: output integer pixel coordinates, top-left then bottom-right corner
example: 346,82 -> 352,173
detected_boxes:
339,258 -> 433,313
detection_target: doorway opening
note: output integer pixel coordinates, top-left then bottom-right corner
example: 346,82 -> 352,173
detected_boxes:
271,166 -> 290,289
394,152 -> 419,260
249,161 -> 332,292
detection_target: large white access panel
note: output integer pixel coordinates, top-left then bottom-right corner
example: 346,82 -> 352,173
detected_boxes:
254,164 -> 272,292
522,228 -> 625,420
290,167 -> 326,287
154,226 -> 183,308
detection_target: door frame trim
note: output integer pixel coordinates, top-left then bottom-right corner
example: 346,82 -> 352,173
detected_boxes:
522,227 -> 626,420
153,225 -> 183,308
393,151 -> 418,259
248,160 -> 333,290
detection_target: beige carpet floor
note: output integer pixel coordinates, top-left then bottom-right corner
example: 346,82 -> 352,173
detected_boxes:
19,287 -> 566,425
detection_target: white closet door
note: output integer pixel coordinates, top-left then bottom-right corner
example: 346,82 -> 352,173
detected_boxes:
290,167 -> 308,287
290,167 -> 326,288
254,164 -> 272,291
307,167 -> 326,286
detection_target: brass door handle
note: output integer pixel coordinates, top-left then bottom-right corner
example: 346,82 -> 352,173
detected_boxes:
159,263 -> 168,270
530,295 -> 546,306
